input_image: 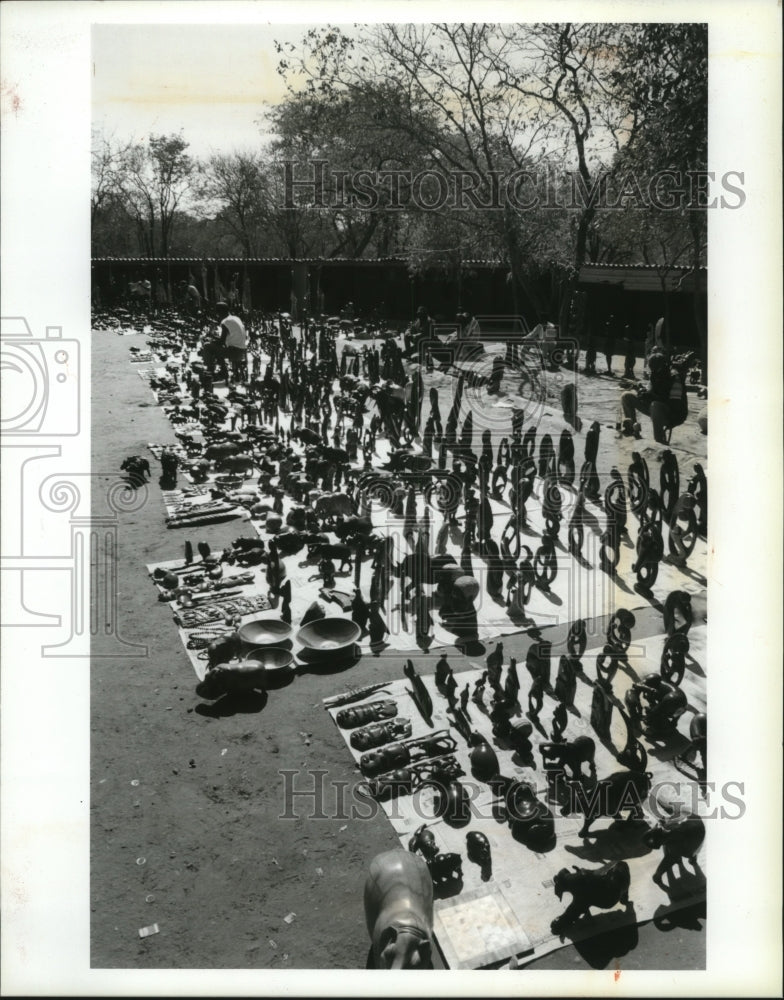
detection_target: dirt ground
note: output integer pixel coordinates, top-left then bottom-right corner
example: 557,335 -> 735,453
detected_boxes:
90,324 -> 707,972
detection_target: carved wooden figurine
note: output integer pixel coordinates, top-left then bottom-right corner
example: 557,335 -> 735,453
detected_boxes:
551,862 -> 631,934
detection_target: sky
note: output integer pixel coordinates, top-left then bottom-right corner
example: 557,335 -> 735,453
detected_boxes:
92,23 -> 322,157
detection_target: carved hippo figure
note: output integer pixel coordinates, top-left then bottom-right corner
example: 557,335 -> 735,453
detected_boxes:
205,632 -> 241,669
198,658 -> 265,699
218,453 -> 255,475
644,814 -> 705,886
364,849 -> 434,969
204,441 -> 241,461
540,736 -> 597,781
551,861 -> 631,933
272,531 -> 309,556
314,491 -> 355,519
231,536 -> 265,552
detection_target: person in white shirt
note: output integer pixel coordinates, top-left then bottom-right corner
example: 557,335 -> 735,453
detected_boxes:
216,301 -> 248,384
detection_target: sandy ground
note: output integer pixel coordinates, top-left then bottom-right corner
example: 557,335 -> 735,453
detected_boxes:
90,324 -> 707,971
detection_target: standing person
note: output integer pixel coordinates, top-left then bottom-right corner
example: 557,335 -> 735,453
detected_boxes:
405,304 -> 433,359
604,315 -> 616,375
183,280 -> 202,318
154,270 -> 168,314
216,301 -> 248,385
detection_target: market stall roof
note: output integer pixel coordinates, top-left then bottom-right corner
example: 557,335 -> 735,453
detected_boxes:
578,263 -> 707,293
92,256 -> 706,291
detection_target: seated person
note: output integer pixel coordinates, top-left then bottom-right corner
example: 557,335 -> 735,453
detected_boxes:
620,350 -> 681,444
216,301 -> 248,384
404,305 -> 433,358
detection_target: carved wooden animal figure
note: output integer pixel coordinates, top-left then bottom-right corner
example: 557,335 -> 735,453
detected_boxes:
540,736 -> 597,781
314,491 -> 355,519
306,541 -> 353,573
121,455 -> 151,485
644,815 -> 705,887
551,861 -> 631,933
333,514 -> 373,541
219,453 -> 255,475
199,659 -> 266,699
364,849 -> 434,969
204,441 -> 241,461
566,768 -> 654,837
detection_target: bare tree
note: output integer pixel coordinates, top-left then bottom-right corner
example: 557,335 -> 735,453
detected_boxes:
116,133 -> 195,257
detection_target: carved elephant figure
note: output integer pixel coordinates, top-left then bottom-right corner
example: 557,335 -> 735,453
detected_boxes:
364,850 -> 434,969
314,491 -> 355,520
540,736 -> 597,781
551,860 -> 631,933
566,768 -> 653,837
644,814 -> 705,886
306,541 -> 353,572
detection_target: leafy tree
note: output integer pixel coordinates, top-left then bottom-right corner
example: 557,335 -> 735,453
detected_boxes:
274,23 -> 632,323
603,23 -> 708,364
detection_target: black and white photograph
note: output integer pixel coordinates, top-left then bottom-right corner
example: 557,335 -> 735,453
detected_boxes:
1,1 -> 781,995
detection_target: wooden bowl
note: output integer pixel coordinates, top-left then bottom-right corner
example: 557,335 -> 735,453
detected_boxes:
238,617 -> 293,647
296,618 -> 362,652
242,646 -> 294,673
